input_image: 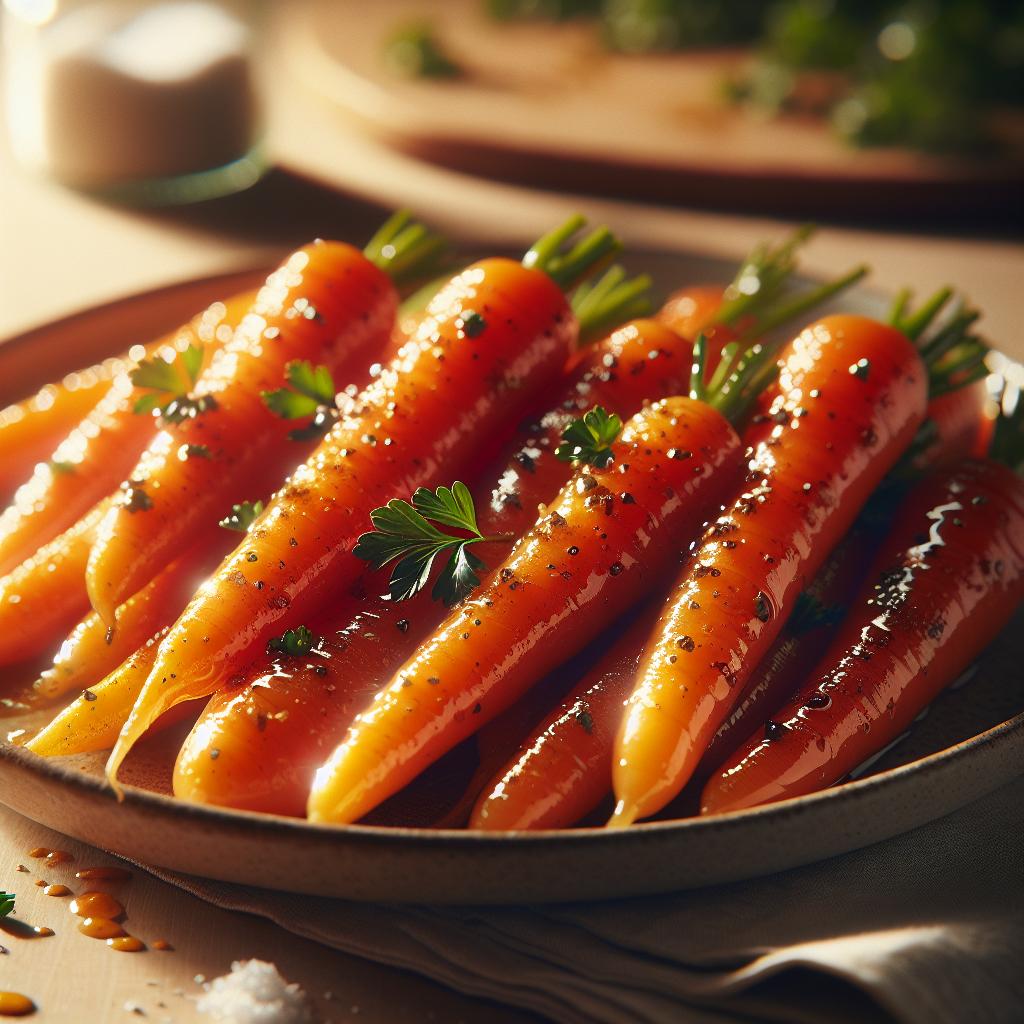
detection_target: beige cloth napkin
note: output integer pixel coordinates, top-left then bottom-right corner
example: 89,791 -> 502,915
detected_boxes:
142,775 -> 1024,1024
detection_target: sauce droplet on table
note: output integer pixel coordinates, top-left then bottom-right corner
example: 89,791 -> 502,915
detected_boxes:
0,992 -> 35,1017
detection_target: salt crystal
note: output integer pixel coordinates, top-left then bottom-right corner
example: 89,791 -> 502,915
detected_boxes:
196,960 -> 313,1024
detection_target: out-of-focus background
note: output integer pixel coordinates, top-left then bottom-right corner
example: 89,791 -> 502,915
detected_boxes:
1,0 -> 1022,345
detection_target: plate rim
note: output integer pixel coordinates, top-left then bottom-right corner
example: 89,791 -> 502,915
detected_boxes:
0,261 -> 1020,888
3,707 -> 1023,849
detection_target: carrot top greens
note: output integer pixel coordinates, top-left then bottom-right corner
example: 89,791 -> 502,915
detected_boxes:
555,406 -> 622,468
571,266 -> 652,344
354,482 -> 515,607
218,500 -> 264,533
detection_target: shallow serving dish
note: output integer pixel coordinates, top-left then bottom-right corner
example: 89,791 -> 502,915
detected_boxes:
1,250 -> 1021,905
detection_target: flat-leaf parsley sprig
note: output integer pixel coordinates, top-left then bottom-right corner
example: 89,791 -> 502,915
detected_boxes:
0,891 -> 14,918
219,500 -> 264,533
131,343 -> 217,422
262,360 -> 339,441
554,405 -> 622,469
354,482 -> 513,606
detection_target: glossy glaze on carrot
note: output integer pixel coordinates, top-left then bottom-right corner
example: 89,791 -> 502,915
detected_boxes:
0,294 -> 249,578
702,459 -> 1024,814
0,372 -> 113,499
27,631 -> 171,757
86,242 -> 401,623
0,498 -> 110,666
106,231 -> 613,785
611,314 -> 929,825
470,601 -> 656,831
35,530 -> 235,702
308,396 -> 743,824
172,315 -> 699,815
172,257 -> 865,817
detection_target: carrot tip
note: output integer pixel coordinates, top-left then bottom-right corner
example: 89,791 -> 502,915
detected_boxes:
606,799 -> 639,829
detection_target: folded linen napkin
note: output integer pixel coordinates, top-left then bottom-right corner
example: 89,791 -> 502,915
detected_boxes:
144,774 -> 1024,1024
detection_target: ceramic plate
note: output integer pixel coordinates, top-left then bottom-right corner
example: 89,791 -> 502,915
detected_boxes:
1,253 -> 1021,905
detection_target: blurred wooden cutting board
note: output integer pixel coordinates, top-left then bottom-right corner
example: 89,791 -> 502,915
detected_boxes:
282,0 -> 1022,218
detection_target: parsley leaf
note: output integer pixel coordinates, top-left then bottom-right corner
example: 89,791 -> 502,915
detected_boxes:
219,500 -> 264,533
262,361 -> 338,440
131,343 -> 209,419
267,625 -> 316,657
554,405 -> 622,469
48,459 -> 76,475
0,891 -> 14,918
354,481 -> 510,606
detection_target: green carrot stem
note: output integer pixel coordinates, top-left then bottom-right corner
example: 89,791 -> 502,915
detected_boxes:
523,216 -> 621,291
688,332 -> 708,403
895,286 -> 954,341
573,266 -> 653,343
734,265 -> 869,347
919,308 -> 981,362
714,225 -> 815,327
363,209 -> 447,287
705,341 -> 741,397
927,347 -> 990,399
887,287 -> 912,326
988,371 -> 1024,473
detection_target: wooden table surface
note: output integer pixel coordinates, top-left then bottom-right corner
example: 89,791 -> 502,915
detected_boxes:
1,26 -> 1022,1022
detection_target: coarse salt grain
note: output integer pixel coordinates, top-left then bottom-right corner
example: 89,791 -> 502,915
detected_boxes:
196,960 -> 313,1024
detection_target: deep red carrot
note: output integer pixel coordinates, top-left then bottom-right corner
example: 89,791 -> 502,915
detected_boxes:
609,297 -> 976,826
702,458 -> 1024,814
104,217 -> 619,786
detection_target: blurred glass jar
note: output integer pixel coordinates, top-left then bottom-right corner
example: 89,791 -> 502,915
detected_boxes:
3,0 -> 265,203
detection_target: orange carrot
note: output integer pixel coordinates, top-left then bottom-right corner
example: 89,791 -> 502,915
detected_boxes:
702,458 -> 1024,814
0,498 -> 110,666
171,252 -> 863,817
307,395 -> 743,824
609,296 -> 982,826
26,632 -> 175,757
0,294 -> 252,578
0,370 -> 116,499
103,218 -> 619,786
174,289 -> 688,816
85,217 -> 443,624
34,530 -> 235,702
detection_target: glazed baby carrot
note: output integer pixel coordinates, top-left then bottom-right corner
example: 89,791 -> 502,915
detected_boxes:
0,293 -> 252,578
0,370 -> 115,499
171,257 -> 866,817
470,600 -> 655,831
307,395 -> 744,824
171,254 -> 860,816
87,215 -> 445,623
103,217 -> 619,786
172,270 -> 671,815
27,631 -> 168,757
693,369 -> 998,784
0,499 -> 110,666
34,528 -> 237,702
609,297 -> 983,826
702,458 -> 1024,814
